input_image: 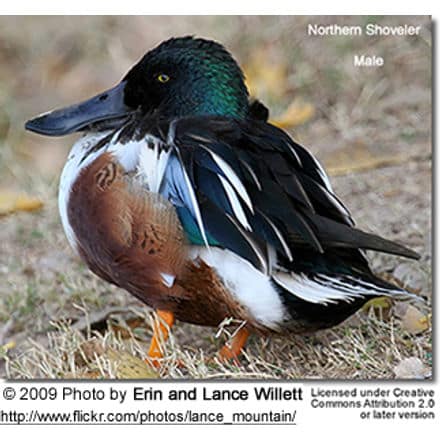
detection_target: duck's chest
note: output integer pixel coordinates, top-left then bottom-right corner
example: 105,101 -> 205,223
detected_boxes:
59,133 -> 186,300
59,132 -> 171,250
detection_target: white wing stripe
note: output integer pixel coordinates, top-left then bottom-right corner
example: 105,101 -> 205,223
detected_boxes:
322,188 -> 354,225
201,146 -> 254,213
176,152 -> 210,249
226,213 -> 268,275
240,160 -> 262,191
218,175 -> 252,231
183,168 -> 209,248
259,211 -> 293,262
310,155 -> 333,192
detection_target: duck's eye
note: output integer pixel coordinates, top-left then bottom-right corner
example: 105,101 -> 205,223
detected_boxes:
157,73 -> 170,83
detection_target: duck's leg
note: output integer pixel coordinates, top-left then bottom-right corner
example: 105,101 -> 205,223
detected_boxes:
146,310 -> 175,366
218,327 -> 250,364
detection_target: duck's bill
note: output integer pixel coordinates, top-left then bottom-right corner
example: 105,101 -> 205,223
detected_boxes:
25,81 -> 131,136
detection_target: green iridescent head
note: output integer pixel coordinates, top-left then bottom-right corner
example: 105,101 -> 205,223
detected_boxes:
123,36 -> 250,118
25,37 -> 252,137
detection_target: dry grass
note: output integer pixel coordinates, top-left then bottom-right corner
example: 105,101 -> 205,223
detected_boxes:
0,16 -> 432,379
4,305 -> 431,380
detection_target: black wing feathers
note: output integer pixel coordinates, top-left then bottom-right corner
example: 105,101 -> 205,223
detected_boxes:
200,198 -> 267,271
172,116 -> 420,270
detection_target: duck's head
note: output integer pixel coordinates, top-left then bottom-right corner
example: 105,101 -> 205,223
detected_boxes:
25,36 -> 250,136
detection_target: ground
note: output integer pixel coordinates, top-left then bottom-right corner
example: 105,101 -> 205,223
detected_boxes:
0,16 -> 432,379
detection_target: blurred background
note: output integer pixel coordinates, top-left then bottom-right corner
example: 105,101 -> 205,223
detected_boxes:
0,16 -> 432,379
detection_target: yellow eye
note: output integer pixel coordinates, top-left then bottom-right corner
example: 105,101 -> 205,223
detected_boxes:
157,73 -> 170,83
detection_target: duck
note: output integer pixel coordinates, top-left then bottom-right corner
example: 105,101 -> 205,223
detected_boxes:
25,36 -> 420,364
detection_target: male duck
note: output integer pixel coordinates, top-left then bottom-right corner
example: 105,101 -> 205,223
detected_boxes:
25,37 -> 420,363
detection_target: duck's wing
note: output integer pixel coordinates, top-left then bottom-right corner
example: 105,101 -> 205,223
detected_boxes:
160,116 -> 419,273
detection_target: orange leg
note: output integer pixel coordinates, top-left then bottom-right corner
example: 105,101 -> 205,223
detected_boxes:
218,327 -> 250,364
146,310 -> 175,367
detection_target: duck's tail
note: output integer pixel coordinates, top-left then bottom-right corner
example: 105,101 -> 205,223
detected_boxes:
271,260 -> 421,332
307,214 -> 421,261
273,269 -> 417,306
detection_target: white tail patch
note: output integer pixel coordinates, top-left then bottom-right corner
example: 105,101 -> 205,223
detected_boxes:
272,272 -> 406,305
190,247 -> 287,329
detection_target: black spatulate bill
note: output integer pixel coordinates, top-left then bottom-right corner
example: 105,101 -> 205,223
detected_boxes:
25,81 -> 132,136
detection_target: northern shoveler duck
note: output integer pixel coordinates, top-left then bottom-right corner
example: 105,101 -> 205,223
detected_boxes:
25,36 -> 420,364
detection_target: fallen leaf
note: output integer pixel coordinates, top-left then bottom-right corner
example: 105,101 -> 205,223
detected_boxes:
107,348 -> 159,379
0,191 -> 43,216
243,48 -> 314,130
362,296 -> 393,319
400,305 -> 430,334
0,341 -> 16,357
2,341 -> 16,350
363,296 -> 393,311
271,100 -> 315,129
243,48 -> 288,99
394,357 -> 429,379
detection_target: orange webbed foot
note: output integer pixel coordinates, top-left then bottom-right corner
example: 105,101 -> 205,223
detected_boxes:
145,310 -> 175,368
217,327 -> 250,365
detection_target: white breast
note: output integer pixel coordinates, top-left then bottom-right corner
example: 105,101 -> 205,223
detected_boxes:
107,135 -> 170,193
